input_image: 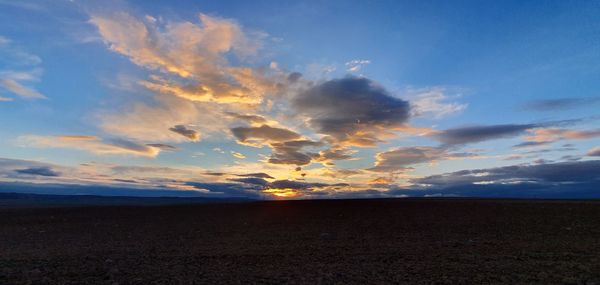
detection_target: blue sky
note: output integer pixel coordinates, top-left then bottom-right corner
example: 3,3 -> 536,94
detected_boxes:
0,0 -> 599,199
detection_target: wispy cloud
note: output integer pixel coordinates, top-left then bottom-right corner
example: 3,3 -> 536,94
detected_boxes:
0,36 -> 46,100
432,124 -> 537,145
231,151 -> 246,159
345,59 -> 370,72
19,135 -> 162,157
0,77 -> 45,99
370,146 -> 481,173
524,97 -> 600,111
409,88 -> 467,118
520,128 -> 600,146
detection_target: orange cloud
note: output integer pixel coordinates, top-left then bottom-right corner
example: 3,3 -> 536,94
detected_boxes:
19,135 -> 161,157
523,128 -> 600,144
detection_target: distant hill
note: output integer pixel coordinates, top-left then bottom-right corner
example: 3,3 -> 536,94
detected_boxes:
0,192 -> 255,208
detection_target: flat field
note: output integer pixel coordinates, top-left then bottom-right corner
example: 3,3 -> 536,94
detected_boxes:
2,199 -> 600,284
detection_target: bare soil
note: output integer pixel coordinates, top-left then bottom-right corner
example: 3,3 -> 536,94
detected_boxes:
2,198 -> 600,284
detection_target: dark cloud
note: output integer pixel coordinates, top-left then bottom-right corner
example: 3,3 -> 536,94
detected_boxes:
231,125 -> 301,143
225,112 -> 267,124
524,97 -> 600,111
146,143 -> 178,151
317,147 -> 355,163
185,182 -> 263,198
433,124 -> 537,145
169,125 -> 200,141
268,179 -> 349,191
533,158 -> 553,164
0,158 -> 55,173
287,72 -> 302,83
370,147 -> 447,172
229,177 -> 270,187
203,172 -> 226,176
113,178 -> 138,183
268,150 -> 315,166
293,76 -> 410,146
369,146 -> 480,172
588,147 -> 600,157
522,145 -> 576,154
0,181 -> 250,198
512,141 -> 551,148
413,160 -> 600,186
236,172 -> 275,179
15,166 -> 60,177
231,124 -> 328,166
226,177 -> 348,193
560,155 -> 581,162
267,140 -> 322,165
386,181 -> 600,199
107,138 -> 162,155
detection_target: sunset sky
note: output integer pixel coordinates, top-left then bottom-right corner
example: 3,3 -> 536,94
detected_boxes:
1,0 -> 599,199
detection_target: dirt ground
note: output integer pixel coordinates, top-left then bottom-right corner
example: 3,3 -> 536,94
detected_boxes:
1,198 -> 600,284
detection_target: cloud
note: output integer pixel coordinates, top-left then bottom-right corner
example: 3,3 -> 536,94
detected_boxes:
185,181 -> 263,198
521,128 -> 600,146
0,38 -> 41,66
287,72 -> 302,83
0,37 -> 45,100
0,181 -> 236,198
229,177 -> 270,187
146,143 -> 178,151
0,78 -> 45,99
391,159 -> 600,198
588,147 -> 600,157
369,146 -> 480,172
89,12 -> 277,105
524,97 -> 600,111
260,179 -> 350,197
169,125 -> 201,141
100,95 -> 225,142
225,112 -> 267,124
231,151 -> 246,159
90,12 -> 241,78
345,59 -> 370,72
90,12 -> 289,143
316,146 -> 356,165
370,147 -> 447,172
0,157 -> 347,199
0,158 -> 58,176
15,166 -> 60,177
231,125 -> 301,146
20,135 -> 162,157
293,76 -> 411,147
432,124 -> 537,145
512,141 -> 551,148
409,88 -> 466,118
267,140 -> 322,166
414,160 -> 600,186
236,172 -> 274,179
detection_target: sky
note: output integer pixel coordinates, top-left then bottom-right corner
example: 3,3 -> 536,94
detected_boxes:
1,0 -> 599,199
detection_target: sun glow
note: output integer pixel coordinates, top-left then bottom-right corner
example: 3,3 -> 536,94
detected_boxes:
264,188 -> 298,198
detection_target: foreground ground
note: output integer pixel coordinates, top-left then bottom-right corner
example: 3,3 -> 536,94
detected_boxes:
1,199 -> 600,284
